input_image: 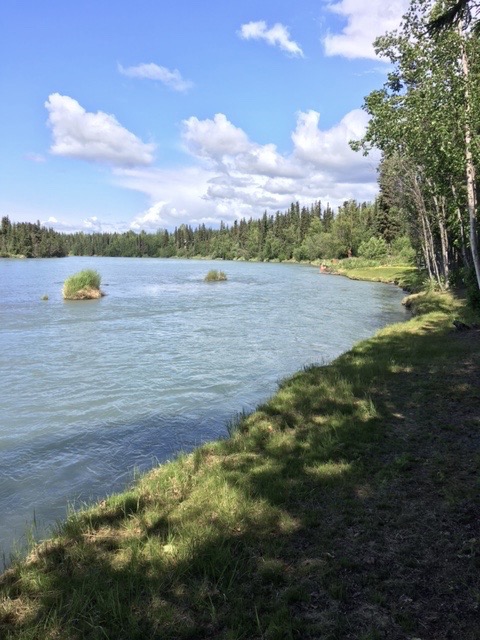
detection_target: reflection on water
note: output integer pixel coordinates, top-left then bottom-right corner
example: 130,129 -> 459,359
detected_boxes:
0,257 -> 409,559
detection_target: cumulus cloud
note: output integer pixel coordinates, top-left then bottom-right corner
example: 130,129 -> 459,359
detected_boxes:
182,114 -> 303,179
323,0 -> 408,60
292,109 -> 380,180
82,216 -> 103,231
182,113 -> 251,161
114,166 -> 224,231
40,105 -> 378,232
130,202 -> 170,230
114,109 -> 378,231
45,93 -> 156,166
238,21 -> 304,57
118,63 -> 193,92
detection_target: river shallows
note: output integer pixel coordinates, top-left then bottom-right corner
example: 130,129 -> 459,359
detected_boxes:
0,257 -> 409,559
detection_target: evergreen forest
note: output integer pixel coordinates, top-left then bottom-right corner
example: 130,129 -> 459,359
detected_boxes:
0,198 -> 412,264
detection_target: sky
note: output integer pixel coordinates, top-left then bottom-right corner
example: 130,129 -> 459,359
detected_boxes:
0,0 -> 409,234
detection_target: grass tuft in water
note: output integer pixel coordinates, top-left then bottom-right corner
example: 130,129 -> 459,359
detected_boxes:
62,269 -> 103,300
204,269 -> 227,282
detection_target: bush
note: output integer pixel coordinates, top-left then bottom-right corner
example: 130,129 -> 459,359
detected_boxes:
390,235 -> 416,263
204,269 -> 227,282
63,269 -> 103,300
358,236 -> 388,261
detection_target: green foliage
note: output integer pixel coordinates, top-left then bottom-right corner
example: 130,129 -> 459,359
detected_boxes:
330,257 -> 382,271
6,197 -> 412,266
465,267 -> 480,311
62,269 -> 102,300
327,261 -> 422,291
402,290 -> 461,316
0,216 -> 66,258
204,269 -> 227,282
352,0 -> 480,294
390,235 -> 416,263
358,236 -> 388,261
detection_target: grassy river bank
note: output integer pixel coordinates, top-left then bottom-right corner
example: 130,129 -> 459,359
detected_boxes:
1,265 -> 479,639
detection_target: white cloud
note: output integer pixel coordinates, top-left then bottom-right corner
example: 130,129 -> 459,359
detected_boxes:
182,113 -> 302,178
182,113 -> 251,161
235,144 -> 303,179
83,216 -> 103,231
116,109 -> 378,231
292,109 -> 380,180
238,21 -> 304,57
45,93 -> 156,166
115,166 -> 223,231
130,202 -> 169,230
42,215 -> 123,234
118,63 -> 193,92
38,107 -> 378,233
323,0 -> 408,60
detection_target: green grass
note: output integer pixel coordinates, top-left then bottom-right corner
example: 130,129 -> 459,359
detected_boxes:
1,289 -> 479,639
62,269 -> 103,300
204,269 -> 227,282
323,259 -> 422,291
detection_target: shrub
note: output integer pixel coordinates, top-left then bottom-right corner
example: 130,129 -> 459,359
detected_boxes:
358,236 -> 388,261
63,269 -> 103,300
390,235 -> 416,263
204,269 -> 227,282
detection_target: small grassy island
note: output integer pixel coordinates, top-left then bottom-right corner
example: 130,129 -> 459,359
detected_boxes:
204,269 -> 227,282
62,269 -> 104,300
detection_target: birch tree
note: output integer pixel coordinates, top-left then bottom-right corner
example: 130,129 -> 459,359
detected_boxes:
352,0 -> 480,291
429,0 -> 480,289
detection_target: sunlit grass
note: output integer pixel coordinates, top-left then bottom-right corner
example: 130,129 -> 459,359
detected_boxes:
320,258 -> 422,292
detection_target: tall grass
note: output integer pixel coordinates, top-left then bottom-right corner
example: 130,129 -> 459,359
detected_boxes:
204,269 -> 227,282
62,269 -> 103,300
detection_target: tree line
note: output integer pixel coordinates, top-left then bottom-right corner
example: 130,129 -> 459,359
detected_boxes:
0,198 -> 414,264
0,216 -> 66,258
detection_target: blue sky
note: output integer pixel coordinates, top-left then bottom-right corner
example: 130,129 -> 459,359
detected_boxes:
1,0 -> 408,233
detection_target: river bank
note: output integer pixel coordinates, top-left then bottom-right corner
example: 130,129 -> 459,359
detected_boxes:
1,272 -> 479,639
317,258 -> 422,291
